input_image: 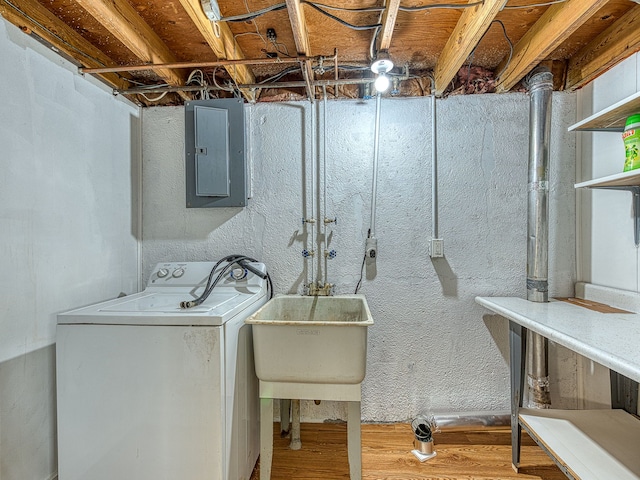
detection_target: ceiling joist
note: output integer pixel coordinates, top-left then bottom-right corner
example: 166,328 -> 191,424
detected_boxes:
377,0 -> 401,53
494,0 -> 609,93
285,0 -> 315,101
3,0 -> 637,103
0,0 -> 128,90
73,0 -> 191,101
433,0 -> 507,96
178,0 -> 256,102
566,5 -> 640,91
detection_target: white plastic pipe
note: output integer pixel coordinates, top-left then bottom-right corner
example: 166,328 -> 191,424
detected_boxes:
370,93 -> 382,237
290,399 -> 302,450
312,103 -> 317,283
279,399 -> 291,435
431,93 -> 438,238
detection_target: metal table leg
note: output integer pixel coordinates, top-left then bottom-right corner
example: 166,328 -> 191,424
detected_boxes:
610,370 -> 639,414
509,321 -> 527,472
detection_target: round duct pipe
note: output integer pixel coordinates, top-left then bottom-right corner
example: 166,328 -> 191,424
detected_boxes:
526,68 -> 554,409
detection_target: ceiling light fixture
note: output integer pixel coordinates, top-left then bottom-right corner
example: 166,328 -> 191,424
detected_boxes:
374,73 -> 391,93
201,0 -> 221,21
201,0 -> 222,37
370,51 -> 394,93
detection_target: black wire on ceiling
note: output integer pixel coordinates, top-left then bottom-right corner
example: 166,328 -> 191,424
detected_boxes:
399,1 -> 484,10
223,2 -> 383,30
462,18 -> 514,90
222,3 -> 288,22
303,2 -> 382,30
220,0 -> 492,24
221,0 -> 569,24
493,20 -> 514,79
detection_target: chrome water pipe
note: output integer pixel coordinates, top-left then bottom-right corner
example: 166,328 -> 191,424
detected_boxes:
322,88 -> 327,286
311,102 -> 317,284
526,68 -> 553,408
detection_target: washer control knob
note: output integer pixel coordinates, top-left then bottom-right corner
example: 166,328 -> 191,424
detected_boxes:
172,267 -> 185,278
157,268 -> 169,278
230,267 -> 247,281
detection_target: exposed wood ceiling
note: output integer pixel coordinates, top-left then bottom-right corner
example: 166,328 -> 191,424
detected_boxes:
1,0 -> 639,105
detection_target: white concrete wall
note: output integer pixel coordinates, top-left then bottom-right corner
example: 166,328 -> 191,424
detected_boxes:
576,53 -> 640,407
0,19 -> 141,480
142,92 -> 576,421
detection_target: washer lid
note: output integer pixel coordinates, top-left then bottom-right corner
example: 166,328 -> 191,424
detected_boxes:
100,292 -> 237,313
58,290 -> 265,326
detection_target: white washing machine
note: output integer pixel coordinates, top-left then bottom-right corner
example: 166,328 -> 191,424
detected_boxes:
56,259 -> 269,480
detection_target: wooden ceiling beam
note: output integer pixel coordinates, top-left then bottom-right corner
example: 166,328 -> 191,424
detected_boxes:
178,0 -> 256,102
73,0 -> 190,101
286,0 -> 311,55
285,0 -> 315,101
494,0 -> 609,93
0,0 -> 128,90
377,0 -> 401,52
566,5 -> 640,91
433,0 -> 507,96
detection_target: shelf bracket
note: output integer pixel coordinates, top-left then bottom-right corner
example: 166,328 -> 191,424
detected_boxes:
587,186 -> 640,247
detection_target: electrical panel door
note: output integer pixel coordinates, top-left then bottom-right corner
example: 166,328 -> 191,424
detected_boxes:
194,105 -> 230,198
185,99 -> 247,208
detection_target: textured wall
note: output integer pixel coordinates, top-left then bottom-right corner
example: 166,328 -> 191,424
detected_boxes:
0,19 -> 140,479
142,92 -> 576,421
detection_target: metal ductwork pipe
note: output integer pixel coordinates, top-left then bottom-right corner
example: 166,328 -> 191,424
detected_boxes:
526,68 -> 553,408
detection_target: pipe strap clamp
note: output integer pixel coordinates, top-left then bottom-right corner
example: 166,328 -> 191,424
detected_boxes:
528,180 -> 549,192
527,279 -> 548,292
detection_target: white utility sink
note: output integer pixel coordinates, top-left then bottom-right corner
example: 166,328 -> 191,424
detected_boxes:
245,294 -> 373,384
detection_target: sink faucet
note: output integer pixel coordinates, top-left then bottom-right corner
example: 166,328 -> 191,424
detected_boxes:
306,281 -> 334,296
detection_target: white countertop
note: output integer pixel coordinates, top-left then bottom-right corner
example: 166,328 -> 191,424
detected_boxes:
475,296 -> 640,383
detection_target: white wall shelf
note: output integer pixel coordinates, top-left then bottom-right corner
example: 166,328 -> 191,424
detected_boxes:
572,91 -> 640,245
569,91 -> 640,132
575,173 -> 640,246
575,169 -> 640,188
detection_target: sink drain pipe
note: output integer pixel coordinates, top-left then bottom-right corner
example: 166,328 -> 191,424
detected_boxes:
526,68 -> 553,408
280,399 -> 291,435
290,399 -> 302,450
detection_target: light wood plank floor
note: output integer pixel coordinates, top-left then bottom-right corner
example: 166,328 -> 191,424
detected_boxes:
250,423 -> 566,480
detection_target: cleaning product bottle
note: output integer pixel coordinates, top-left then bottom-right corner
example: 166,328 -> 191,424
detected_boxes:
623,113 -> 640,172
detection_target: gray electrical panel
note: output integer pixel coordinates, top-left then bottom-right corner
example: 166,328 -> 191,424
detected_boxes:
185,98 -> 246,208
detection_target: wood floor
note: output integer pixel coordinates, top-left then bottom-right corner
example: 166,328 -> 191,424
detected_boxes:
250,423 -> 566,480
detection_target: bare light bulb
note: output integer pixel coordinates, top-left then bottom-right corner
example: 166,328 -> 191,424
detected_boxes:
374,73 -> 391,92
